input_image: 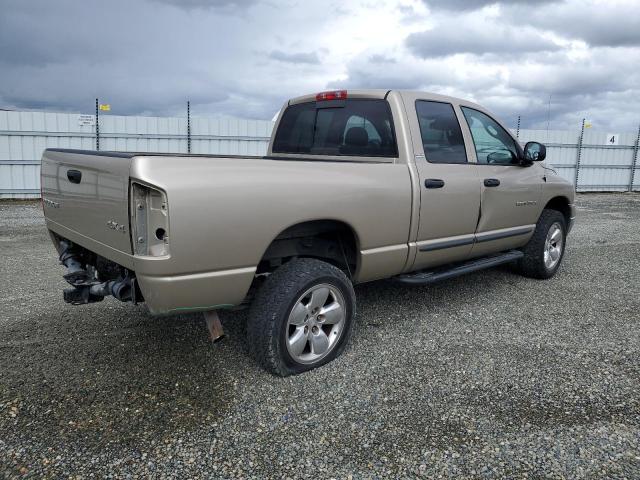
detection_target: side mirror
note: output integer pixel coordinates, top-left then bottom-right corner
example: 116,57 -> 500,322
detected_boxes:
524,141 -> 546,162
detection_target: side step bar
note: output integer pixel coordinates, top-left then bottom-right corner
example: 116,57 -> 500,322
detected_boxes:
394,250 -> 524,285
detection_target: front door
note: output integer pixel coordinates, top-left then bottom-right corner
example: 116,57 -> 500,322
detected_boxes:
459,106 -> 543,258
405,97 -> 481,271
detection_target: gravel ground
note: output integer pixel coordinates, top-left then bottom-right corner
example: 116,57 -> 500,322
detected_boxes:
1,194 -> 639,479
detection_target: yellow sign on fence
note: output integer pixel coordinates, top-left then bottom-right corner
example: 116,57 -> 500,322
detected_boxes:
99,104 -> 111,111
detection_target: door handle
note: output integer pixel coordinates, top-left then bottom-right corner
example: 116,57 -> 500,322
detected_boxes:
67,169 -> 82,184
425,179 -> 445,189
484,178 -> 500,187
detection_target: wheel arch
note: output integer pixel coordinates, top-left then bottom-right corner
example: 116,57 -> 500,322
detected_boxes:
257,219 -> 361,279
543,196 -> 572,227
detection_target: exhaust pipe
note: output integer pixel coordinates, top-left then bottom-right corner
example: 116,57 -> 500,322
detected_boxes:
204,310 -> 225,343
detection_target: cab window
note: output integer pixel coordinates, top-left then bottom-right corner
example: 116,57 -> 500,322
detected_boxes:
415,101 -> 468,164
272,99 -> 397,157
461,107 -> 520,165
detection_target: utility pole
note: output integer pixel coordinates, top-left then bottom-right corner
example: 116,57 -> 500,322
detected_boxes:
95,98 -> 100,151
187,100 -> 191,154
574,118 -> 586,191
630,123 -> 640,192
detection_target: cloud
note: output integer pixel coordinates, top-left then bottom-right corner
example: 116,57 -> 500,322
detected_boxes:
334,17 -> 640,131
0,2 -> 120,67
368,54 -> 397,64
0,0 -> 638,132
507,50 -> 640,96
268,50 -> 321,64
0,0 -> 329,118
393,0 -> 640,130
524,2 -> 640,47
352,62 -> 636,131
148,0 -> 258,11
423,0 -> 557,11
422,0 -> 640,48
406,23 -> 560,57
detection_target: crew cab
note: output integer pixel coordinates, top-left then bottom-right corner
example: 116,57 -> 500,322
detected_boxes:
41,90 -> 575,375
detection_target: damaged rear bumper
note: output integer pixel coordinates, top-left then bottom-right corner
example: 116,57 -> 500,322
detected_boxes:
50,227 -> 255,315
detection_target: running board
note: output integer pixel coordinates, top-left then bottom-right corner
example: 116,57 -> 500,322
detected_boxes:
394,250 -> 524,285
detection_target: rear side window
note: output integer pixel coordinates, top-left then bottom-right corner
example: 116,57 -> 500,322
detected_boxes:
272,99 -> 397,157
415,101 -> 467,164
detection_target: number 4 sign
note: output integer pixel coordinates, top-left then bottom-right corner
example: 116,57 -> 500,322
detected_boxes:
606,133 -> 619,146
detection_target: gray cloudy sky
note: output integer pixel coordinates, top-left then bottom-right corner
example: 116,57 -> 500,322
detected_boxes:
1,0 -> 639,130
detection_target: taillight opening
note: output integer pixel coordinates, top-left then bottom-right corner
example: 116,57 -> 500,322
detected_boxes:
131,182 -> 170,257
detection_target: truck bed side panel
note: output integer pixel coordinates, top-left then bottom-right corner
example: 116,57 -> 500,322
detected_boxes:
130,155 -> 413,286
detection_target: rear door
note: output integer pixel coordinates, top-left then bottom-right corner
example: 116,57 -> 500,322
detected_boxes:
458,107 -> 543,257
402,94 -> 481,271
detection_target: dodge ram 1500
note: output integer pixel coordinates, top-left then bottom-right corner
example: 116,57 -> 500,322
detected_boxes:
42,89 -> 575,375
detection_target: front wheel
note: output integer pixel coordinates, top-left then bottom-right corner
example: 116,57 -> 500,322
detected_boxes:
518,209 -> 567,279
247,258 -> 356,376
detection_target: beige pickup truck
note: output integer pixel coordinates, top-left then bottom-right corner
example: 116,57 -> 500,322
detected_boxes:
42,89 -> 575,375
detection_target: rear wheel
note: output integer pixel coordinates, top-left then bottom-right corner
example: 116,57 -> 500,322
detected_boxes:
518,209 -> 566,279
247,258 -> 356,376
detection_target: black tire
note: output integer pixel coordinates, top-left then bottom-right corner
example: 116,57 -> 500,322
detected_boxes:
518,209 -> 567,279
246,258 -> 356,376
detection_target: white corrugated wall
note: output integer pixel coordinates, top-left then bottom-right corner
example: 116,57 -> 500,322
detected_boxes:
1,109 -> 639,198
0,110 -> 274,199
513,128 -> 639,191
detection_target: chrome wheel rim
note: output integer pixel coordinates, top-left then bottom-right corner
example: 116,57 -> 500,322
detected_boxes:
544,222 -> 564,270
285,283 -> 346,365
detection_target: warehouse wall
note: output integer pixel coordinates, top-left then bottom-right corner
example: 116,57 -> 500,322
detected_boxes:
1,109 -> 639,198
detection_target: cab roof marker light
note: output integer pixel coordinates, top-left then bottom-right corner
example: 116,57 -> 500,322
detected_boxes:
316,90 -> 347,101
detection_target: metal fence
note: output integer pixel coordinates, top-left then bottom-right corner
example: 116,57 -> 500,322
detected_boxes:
514,124 -> 640,192
0,110 -> 274,198
1,109 -> 639,198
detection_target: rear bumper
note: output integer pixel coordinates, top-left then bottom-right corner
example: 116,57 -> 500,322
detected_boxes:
47,220 -> 256,315
136,267 -> 256,315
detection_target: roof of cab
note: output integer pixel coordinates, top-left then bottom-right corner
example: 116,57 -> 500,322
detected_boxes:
287,89 -> 483,110
288,89 -> 390,105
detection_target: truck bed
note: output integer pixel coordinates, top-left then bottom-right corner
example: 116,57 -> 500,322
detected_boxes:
41,148 -> 413,313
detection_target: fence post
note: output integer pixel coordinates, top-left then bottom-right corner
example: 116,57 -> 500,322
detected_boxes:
187,100 -> 191,154
629,123 -> 640,192
95,98 -> 100,151
516,115 -> 521,140
574,118 -> 585,191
